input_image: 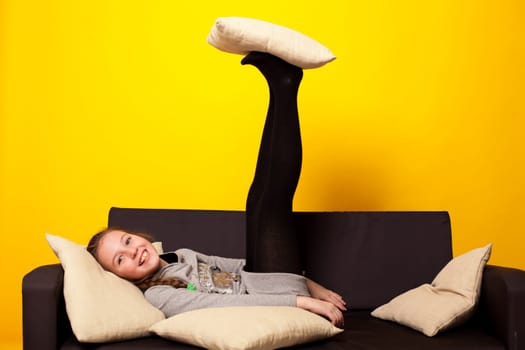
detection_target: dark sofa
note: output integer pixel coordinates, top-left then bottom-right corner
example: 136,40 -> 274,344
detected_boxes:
23,208 -> 525,350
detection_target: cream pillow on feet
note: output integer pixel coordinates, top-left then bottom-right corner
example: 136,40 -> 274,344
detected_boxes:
207,17 -> 335,69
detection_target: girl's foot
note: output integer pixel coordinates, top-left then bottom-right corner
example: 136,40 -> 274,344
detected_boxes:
241,51 -> 303,92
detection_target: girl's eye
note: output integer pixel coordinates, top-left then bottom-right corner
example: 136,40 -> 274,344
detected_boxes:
125,236 -> 131,245
117,256 -> 123,265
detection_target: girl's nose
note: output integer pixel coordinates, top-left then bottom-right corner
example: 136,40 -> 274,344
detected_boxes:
125,247 -> 138,259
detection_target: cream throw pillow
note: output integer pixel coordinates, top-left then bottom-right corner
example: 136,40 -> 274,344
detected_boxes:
152,241 -> 163,254
150,306 -> 343,350
46,234 -> 165,342
207,17 -> 335,69
371,243 -> 492,337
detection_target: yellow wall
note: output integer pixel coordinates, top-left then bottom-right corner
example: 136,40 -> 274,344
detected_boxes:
1,0 -> 524,346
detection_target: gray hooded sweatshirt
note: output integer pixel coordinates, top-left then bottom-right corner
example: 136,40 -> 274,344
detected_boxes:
144,248 -> 310,317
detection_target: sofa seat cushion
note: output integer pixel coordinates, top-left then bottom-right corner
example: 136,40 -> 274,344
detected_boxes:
61,311 -> 505,350
61,336 -> 200,350
291,311 -> 505,350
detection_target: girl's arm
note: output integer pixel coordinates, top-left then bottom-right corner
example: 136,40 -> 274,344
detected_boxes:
145,286 -> 344,327
306,278 -> 347,311
145,285 -> 294,316
296,295 -> 344,328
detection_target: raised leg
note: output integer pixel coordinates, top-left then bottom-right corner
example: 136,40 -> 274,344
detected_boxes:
243,52 -> 303,274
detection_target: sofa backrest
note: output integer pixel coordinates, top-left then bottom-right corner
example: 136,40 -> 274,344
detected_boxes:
108,208 -> 247,258
108,208 -> 452,310
297,211 -> 452,309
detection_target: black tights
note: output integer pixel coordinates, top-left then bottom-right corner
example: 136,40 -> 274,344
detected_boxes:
242,52 -> 303,274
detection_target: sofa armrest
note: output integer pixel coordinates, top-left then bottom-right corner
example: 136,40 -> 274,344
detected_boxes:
479,264 -> 525,350
23,264 -> 70,350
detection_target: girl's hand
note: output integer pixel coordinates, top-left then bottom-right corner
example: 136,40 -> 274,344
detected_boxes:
306,279 -> 347,311
296,296 -> 344,328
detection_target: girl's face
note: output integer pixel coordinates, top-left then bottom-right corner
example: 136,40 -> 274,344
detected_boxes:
96,230 -> 162,281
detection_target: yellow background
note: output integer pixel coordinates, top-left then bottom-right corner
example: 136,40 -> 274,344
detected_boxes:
1,0 -> 524,347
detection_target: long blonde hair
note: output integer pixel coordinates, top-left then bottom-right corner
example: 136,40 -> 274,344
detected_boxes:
87,227 -> 188,291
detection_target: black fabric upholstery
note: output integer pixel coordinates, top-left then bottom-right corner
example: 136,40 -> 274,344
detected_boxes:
479,265 -> 525,350
23,264 -> 70,350
297,211 -> 452,309
292,311 -> 505,350
61,336 -> 200,349
58,311 -> 507,350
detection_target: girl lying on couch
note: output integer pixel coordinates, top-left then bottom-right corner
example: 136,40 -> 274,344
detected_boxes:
87,51 -> 346,327
88,227 -> 346,327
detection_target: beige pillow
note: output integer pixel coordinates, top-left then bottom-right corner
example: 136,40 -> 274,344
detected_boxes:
207,17 -> 335,69
371,243 -> 492,336
152,241 -> 163,254
46,234 -> 165,342
150,306 -> 343,350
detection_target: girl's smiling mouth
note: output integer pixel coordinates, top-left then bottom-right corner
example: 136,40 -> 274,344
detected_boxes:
139,250 -> 149,266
